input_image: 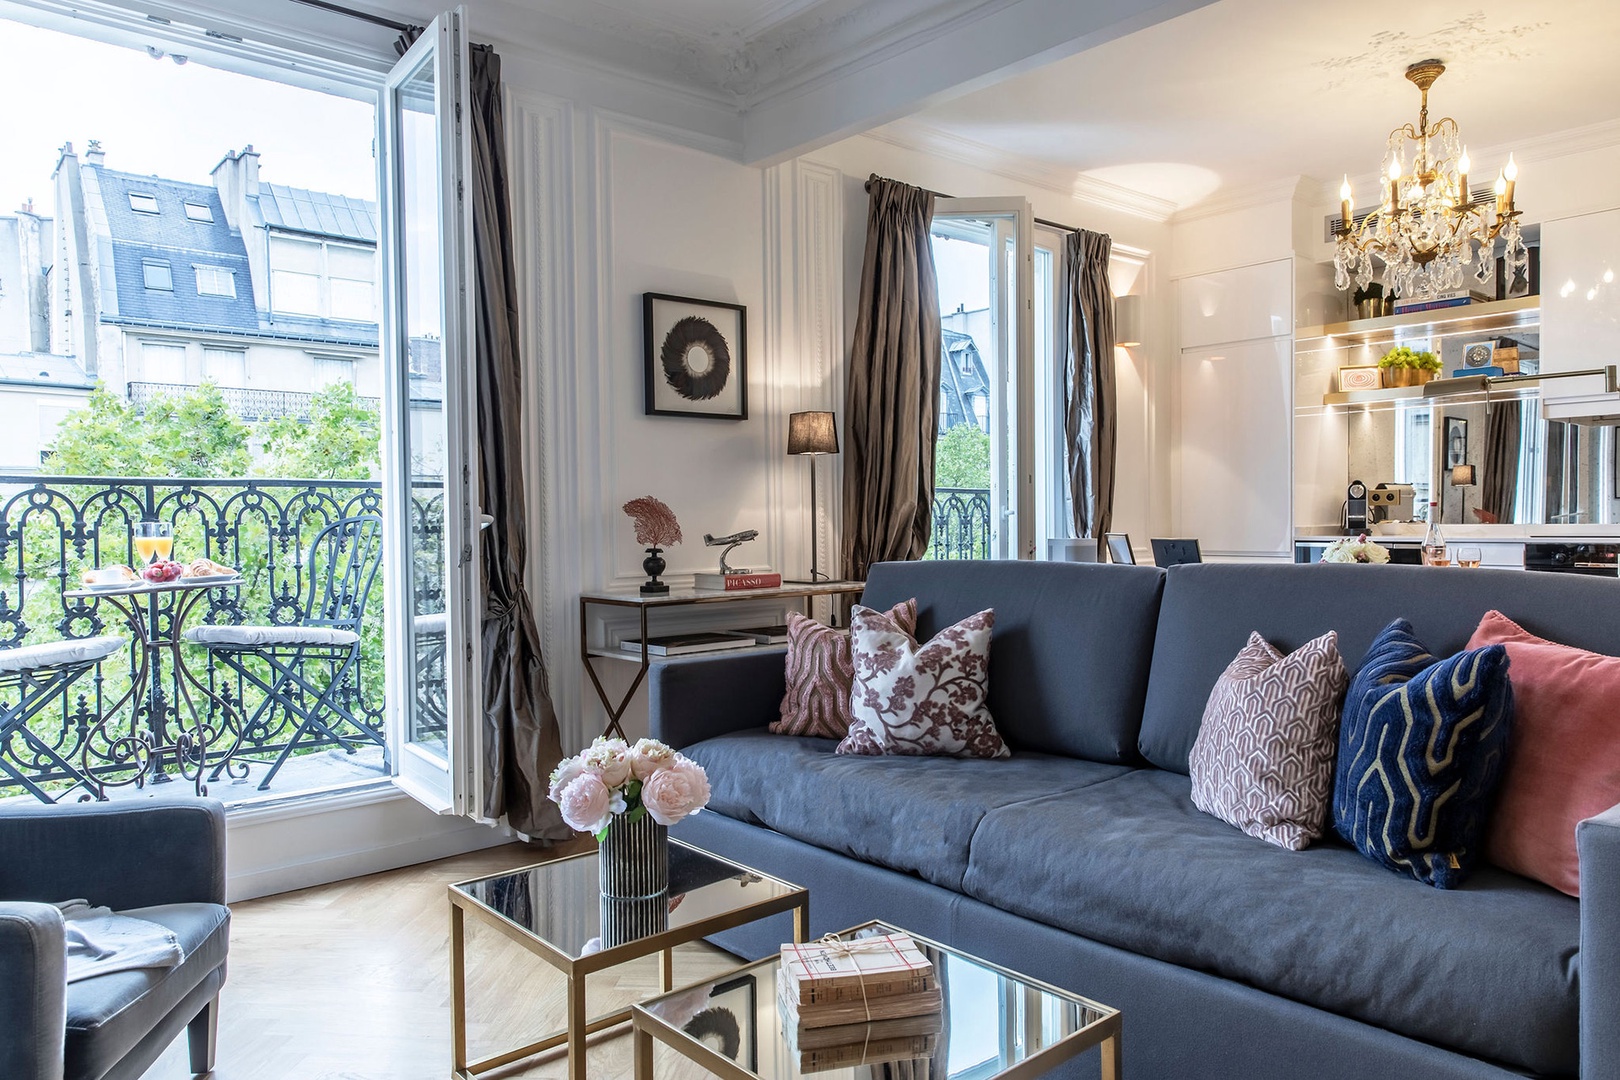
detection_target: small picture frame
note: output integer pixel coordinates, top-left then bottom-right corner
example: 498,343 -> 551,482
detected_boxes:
1338,366 -> 1381,393
644,293 -> 748,420
1446,416 -> 1469,469
1462,340 -> 1496,370
683,973 -> 757,1069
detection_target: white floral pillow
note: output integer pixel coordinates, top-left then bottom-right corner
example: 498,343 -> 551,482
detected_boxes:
836,604 -> 1010,759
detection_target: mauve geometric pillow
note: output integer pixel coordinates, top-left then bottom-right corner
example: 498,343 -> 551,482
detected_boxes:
1333,618 -> 1514,889
837,604 -> 1009,759
770,598 -> 917,739
1469,609 -> 1620,897
1189,630 -> 1348,851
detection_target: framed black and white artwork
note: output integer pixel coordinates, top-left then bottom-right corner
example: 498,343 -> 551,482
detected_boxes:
644,293 -> 748,420
1446,416 -> 1469,469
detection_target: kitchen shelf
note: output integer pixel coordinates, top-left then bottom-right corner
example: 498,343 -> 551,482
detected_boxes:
1320,376 -> 1546,408
1297,295 -> 1540,349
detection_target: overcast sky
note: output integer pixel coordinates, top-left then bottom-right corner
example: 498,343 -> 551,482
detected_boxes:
0,18 -> 378,218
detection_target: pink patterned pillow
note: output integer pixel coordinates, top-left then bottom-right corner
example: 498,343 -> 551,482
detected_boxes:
837,605 -> 1009,759
771,599 -> 917,739
1189,630 -> 1348,851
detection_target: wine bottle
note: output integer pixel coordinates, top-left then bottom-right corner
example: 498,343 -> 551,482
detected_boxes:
1421,501 -> 1448,566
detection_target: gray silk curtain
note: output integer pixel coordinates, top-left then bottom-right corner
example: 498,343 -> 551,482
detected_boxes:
468,46 -> 569,840
842,176 -> 942,580
1480,399 -> 1522,524
1064,230 -> 1117,538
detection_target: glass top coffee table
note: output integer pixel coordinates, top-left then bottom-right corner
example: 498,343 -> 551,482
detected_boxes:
631,920 -> 1121,1080
449,840 -> 809,1080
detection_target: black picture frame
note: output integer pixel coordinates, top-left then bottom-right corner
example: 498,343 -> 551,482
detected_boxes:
682,973 -> 757,1070
1445,417 -> 1469,469
643,292 -> 748,420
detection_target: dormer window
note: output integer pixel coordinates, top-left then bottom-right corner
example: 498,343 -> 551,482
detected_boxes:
194,265 -> 236,298
128,192 -> 159,214
184,202 -> 213,223
142,259 -> 173,291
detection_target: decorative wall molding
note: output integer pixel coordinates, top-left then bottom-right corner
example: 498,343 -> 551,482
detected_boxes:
863,122 -> 1180,223
1170,176 -> 1306,225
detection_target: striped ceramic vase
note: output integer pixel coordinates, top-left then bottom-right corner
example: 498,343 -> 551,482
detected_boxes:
599,812 -> 669,901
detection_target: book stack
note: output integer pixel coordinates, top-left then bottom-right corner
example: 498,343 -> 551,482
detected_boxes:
1392,288 -> 1493,315
778,933 -> 943,1072
692,571 -> 782,591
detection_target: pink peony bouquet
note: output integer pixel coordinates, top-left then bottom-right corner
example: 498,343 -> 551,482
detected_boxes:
548,736 -> 711,839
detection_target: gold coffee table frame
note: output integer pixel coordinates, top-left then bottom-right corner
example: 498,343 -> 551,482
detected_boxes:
631,919 -> 1123,1080
449,842 -> 810,1080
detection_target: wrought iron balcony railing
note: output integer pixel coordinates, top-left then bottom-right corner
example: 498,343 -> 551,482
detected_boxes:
927,487 -> 991,561
0,474 -> 440,801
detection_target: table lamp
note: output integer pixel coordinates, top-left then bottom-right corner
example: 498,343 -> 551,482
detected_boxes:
787,411 -> 839,581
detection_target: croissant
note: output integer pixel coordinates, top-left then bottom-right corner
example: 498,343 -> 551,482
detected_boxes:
184,558 -> 238,578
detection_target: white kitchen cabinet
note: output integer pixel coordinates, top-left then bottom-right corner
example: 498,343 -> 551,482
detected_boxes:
1540,209 -> 1620,420
1176,259 -> 1292,349
1177,336 -> 1294,558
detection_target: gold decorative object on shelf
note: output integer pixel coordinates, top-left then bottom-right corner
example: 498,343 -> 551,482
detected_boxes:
1333,60 -> 1529,302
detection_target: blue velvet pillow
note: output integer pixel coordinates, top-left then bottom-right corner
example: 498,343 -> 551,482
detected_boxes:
1332,618 -> 1513,888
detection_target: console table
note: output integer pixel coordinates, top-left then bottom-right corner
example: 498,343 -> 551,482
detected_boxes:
579,581 -> 865,740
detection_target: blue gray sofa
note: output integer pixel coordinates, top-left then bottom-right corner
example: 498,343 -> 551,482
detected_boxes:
652,560 -> 1620,1079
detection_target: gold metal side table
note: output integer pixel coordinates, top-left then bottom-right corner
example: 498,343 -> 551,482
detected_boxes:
632,920 -> 1122,1080
449,840 -> 809,1080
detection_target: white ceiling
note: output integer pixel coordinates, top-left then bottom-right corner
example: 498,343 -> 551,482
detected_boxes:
878,0 -> 1620,212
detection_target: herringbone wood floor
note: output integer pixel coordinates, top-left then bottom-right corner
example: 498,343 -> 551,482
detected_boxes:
147,840 -> 744,1079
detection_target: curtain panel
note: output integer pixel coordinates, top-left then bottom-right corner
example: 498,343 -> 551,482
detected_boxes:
1064,230 -> 1117,539
1480,400 -> 1522,524
468,46 -> 570,840
842,176 -> 943,580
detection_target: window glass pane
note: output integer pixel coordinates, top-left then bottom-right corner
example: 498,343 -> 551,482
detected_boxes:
128,192 -> 159,214
141,342 -> 186,383
184,202 -> 214,223
330,278 -> 375,321
328,244 -> 376,281
272,270 -> 320,315
142,260 -> 172,290
204,347 -> 246,386
269,235 -> 322,274
314,355 -> 356,386
195,265 -> 236,298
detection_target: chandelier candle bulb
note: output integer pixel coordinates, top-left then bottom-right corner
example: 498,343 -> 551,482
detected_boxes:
1340,176 -> 1354,234
1503,153 -> 1518,209
1458,147 -> 1470,203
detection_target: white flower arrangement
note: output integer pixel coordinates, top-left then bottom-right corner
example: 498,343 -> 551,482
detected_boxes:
1319,535 -> 1391,565
548,736 -> 710,839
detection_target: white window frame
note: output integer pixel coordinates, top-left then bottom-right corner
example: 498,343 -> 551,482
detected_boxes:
127,191 -> 159,214
184,201 -> 214,223
141,258 -> 172,291
193,264 -> 237,298
269,232 -> 377,321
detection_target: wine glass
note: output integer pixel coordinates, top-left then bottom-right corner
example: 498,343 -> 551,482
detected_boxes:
132,521 -> 173,566
1456,546 -> 1483,569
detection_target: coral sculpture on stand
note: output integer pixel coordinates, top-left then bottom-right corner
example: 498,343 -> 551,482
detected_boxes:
623,496 -> 682,595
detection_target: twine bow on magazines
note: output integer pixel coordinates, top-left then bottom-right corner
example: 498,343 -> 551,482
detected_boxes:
813,934 -> 901,1029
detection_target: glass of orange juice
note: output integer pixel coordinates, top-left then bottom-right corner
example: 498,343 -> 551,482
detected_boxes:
132,521 -> 173,565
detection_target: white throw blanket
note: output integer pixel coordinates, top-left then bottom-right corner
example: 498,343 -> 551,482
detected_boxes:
55,900 -> 184,983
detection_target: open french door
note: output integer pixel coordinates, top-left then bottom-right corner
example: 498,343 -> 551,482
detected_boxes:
379,9 -> 481,814
931,197 -> 1036,559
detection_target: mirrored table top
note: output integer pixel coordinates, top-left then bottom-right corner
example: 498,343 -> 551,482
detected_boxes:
452,841 -> 802,963
638,921 -> 1117,1079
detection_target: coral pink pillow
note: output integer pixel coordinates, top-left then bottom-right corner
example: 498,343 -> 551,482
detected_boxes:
1468,609 -> 1620,896
771,599 -> 917,739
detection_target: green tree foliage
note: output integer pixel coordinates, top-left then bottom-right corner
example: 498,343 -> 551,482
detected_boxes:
934,422 -> 991,490
256,382 -> 382,480
45,382 -> 251,478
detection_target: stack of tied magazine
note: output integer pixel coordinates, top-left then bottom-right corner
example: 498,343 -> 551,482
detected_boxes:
778,933 -> 943,1072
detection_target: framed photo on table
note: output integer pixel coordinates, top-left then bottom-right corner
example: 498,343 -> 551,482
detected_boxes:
644,293 -> 748,420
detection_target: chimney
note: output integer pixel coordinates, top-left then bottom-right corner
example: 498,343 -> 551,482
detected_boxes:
85,139 -> 105,167
52,141 -> 76,179
211,145 -> 260,230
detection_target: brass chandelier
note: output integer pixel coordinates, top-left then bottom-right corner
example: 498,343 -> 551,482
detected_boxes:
1333,60 -> 1528,302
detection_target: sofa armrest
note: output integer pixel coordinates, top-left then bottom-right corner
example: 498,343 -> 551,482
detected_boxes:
0,902 -> 67,1080
649,647 -> 787,750
0,799 -> 226,910
1581,801 -> 1620,1080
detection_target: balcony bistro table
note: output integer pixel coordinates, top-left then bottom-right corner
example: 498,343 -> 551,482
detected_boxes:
63,576 -> 247,797
633,920 -> 1123,1080
580,580 -> 866,740
449,840 -> 809,1080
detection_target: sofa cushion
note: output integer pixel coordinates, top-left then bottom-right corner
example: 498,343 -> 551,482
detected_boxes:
772,599 -> 917,739
63,901 -> 230,1080
682,729 -> 1131,891
961,769 -> 1578,1076
1139,562 -> 1620,773
1333,620 -> 1513,889
861,560 -> 1164,763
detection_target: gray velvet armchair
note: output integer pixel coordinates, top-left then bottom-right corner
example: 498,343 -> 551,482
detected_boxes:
0,799 -> 230,1080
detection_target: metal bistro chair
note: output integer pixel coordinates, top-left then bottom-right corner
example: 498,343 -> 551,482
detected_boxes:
0,636 -> 124,803
185,515 -> 383,790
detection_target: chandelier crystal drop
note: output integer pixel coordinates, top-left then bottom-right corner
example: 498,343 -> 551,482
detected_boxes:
1333,61 -> 1528,302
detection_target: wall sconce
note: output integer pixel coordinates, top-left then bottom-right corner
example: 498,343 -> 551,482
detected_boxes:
1450,464 -> 1477,486
1115,294 -> 1143,348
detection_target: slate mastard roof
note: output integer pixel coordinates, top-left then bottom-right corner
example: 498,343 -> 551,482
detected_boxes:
260,184 -> 378,244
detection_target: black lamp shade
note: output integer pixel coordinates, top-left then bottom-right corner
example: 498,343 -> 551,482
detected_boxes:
787,411 -> 839,456
1450,464 -> 1477,486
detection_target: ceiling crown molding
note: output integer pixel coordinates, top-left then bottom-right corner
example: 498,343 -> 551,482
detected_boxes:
1170,176 -> 1307,224
868,119 -> 1179,222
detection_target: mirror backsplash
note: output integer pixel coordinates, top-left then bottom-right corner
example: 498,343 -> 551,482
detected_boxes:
1346,392 -> 1619,527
